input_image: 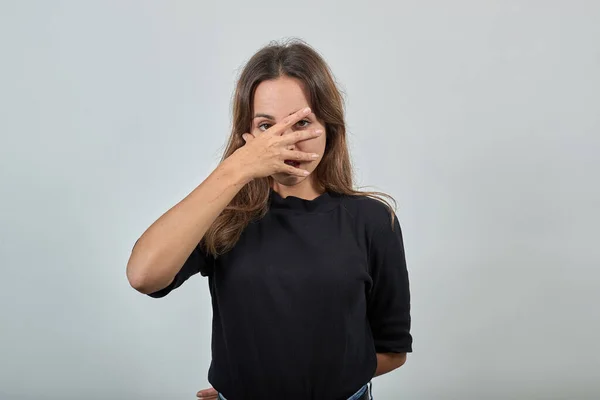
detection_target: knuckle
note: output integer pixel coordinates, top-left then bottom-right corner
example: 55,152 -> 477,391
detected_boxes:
266,141 -> 277,151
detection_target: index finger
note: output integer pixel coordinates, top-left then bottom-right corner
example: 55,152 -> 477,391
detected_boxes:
197,387 -> 218,398
265,107 -> 312,136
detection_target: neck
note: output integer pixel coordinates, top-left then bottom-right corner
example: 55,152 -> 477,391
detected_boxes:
272,177 -> 323,200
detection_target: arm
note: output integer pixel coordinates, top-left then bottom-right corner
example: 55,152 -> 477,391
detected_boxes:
126,108 -> 321,295
374,352 -> 407,377
126,159 -> 248,295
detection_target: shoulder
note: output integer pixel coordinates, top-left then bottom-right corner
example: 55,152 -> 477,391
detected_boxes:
336,192 -> 396,234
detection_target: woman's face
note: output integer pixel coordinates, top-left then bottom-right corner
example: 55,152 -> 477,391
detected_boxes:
251,76 -> 327,187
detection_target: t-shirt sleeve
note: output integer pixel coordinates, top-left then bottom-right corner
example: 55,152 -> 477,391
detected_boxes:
367,215 -> 413,353
147,242 -> 214,298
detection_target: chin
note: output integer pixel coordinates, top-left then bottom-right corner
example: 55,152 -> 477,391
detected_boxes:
272,173 -> 307,187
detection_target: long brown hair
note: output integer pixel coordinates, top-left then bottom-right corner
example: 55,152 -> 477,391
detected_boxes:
203,38 -> 396,257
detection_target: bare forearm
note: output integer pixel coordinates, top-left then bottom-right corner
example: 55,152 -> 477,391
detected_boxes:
126,158 -> 248,294
374,353 -> 407,377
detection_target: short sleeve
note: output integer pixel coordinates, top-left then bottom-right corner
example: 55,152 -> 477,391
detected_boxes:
367,215 -> 413,353
147,242 -> 215,298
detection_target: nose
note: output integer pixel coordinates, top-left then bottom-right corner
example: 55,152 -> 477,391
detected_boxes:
283,127 -> 296,150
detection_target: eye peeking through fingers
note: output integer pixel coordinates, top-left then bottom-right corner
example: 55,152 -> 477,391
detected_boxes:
257,119 -> 311,132
295,119 -> 310,129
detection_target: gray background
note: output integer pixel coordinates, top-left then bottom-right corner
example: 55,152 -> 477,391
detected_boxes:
1,1 -> 599,399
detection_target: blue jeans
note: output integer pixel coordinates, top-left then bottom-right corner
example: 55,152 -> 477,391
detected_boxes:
218,382 -> 373,400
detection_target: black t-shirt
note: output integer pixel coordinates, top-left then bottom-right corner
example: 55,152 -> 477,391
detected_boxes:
149,190 -> 412,400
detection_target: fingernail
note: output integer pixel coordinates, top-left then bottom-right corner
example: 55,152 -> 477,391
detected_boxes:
303,107 -> 311,114
315,129 -> 323,134
311,153 -> 320,159
303,170 -> 310,176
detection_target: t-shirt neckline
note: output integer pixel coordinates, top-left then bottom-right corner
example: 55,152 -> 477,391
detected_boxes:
269,189 -> 339,213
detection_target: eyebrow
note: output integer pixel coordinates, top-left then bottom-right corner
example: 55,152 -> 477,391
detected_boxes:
253,110 -> 307,120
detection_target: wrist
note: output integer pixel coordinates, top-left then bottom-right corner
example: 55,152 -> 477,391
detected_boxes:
219,155 -> 253,186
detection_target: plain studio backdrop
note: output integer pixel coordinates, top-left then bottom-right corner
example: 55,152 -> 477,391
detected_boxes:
1,1 -> 599,399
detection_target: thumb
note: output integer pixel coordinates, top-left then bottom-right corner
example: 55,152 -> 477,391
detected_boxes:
242,133 -> 255,143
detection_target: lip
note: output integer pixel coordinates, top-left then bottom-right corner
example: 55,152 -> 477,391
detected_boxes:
284,160 -> 301,168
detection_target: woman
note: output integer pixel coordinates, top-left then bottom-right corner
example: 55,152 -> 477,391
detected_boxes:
127,39 -> 412,400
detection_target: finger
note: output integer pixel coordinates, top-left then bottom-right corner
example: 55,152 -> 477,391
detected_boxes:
197,388 -> 217,395
280,129 -> 324,145
197,388 -> 218,399
282,149 -> 320,162
281,163 -> 311,177
266,107 -> 312,136
197,393 -> 218,399
241,133 -> 255,143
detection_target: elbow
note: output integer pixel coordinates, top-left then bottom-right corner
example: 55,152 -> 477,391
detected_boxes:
396,353 -> 407,368
126,249 -> 159,295
388,353 -> 407,374
387,352 -> 407,371
126,239 -> 148,293
126,255 -> 173,296
126,260 -> 152,294
374,352 -> 407,377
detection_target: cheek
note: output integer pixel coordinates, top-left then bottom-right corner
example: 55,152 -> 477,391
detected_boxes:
297,134 -> 326,153
315,135 -> 327,154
